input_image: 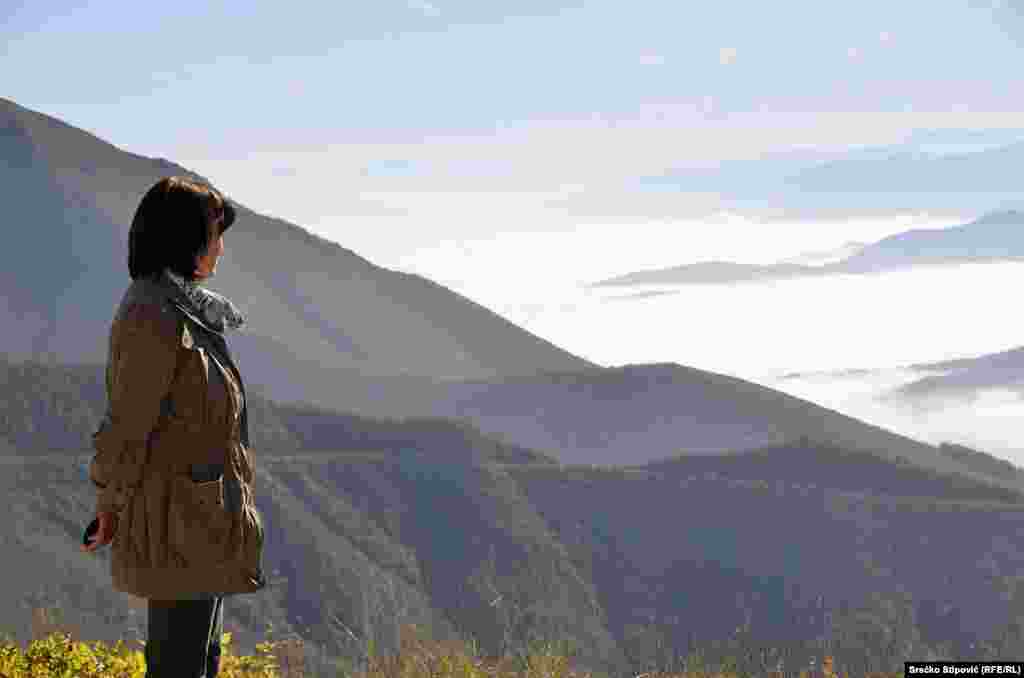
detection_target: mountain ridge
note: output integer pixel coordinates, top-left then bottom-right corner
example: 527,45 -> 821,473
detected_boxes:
587,209 -> 1024,288
0,97 -> 599,396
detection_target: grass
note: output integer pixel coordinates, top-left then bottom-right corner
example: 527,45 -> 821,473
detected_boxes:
0,605 -> 903,678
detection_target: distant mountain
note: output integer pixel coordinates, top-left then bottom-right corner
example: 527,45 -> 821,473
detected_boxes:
637,130 -> 1024,218
587,210 -> 1024,288
588,260 -> 821,287
421,363 -> 1024,493
879,344 -> 1024,402
784,140 -> 1024,194
837,210 -> 1024,272
775,240 -> 867,266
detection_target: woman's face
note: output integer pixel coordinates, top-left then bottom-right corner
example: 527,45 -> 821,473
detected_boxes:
194,213 -> 225,279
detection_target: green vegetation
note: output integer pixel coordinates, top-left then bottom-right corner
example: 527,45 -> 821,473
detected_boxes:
0,606 -> 899,678
0,606 -> 290,677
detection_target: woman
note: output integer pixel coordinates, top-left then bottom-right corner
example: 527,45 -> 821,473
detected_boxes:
81,176 -> 267,678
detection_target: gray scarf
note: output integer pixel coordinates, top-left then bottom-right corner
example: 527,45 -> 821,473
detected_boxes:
163,267 -> 247,334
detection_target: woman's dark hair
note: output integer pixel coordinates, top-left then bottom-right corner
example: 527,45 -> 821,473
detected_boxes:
128,176 -> 237,281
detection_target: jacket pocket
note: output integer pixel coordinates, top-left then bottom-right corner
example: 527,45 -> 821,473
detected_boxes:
168,474 -> 232,568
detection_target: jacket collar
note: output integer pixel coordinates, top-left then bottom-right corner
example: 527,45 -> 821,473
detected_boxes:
139,271 -> 226,337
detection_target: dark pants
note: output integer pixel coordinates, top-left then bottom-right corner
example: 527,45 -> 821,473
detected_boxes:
145,596 -> 224,678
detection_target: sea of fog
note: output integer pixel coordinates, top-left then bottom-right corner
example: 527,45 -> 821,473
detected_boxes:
375,213 -> 1024,467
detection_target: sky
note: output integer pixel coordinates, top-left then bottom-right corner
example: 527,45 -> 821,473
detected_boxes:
6,1 -> 1024,461
5,0 -> 1024,262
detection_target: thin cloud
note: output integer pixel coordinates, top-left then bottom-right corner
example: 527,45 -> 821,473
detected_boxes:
879,30 -> 892,43
639,53 -> 666,66
847,46 -> 861,60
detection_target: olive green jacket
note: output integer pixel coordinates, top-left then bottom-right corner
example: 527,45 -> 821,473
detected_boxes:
89,272 -> 266,599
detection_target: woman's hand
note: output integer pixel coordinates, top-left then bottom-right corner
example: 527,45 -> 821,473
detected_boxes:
81,511 -> 118,552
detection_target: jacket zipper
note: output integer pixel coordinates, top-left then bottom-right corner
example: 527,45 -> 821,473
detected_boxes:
198,343 -> 210,432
